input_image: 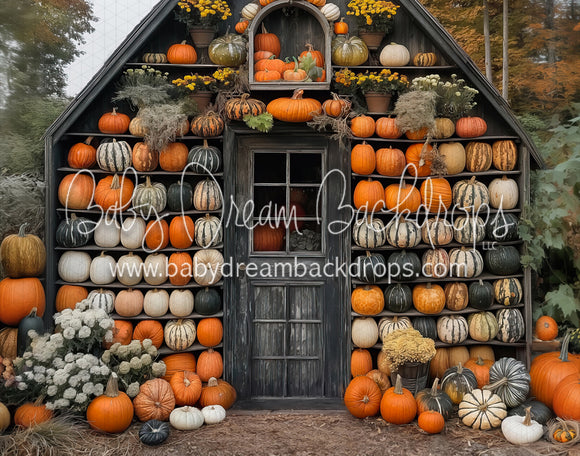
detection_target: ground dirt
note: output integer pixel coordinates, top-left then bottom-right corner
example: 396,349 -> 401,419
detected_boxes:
85,411 -> 579,456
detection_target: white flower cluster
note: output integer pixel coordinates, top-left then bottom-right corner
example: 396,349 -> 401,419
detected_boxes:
101,339 -> 166,398
54,305 -> 114,348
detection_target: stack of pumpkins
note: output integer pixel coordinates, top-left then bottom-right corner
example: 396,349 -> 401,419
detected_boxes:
0,225 -> 47,360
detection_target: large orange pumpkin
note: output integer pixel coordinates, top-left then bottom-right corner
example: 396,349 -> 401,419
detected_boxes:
405,143 -> 432,177
420,178 -> 452,214
455,116 -> 487,138
254,57 -> 286,74
94,174 -> 134,212
412,283 -> 445,314
300,43 -> 324,67
351,348 -> 373,377
55,285 -> 88,312
254,24 -> 281,57
170,370 -> 202,406
86,374 -> 134,433
344,375 -> 382,418
68,138 -> 96,169
380,374 -> 417,424
351,142 -> 376,175
145,219 -> 169,251
167,41 -> 197,64
553,373 -> 580,420
58,173 -> 94,209
384,181 -> 421,214
98,108 -> 130,134
169,216 -> 195,249
199,377 -> 237,409
196,317 -> 223,347
0,277 -> 45,326
353,178 -> 385,212
351,285 -> 384,315
267,89 -> 322,122
133,378 -> 175,421
159,142 -> 189,172
351,115 -> 376,138
162,353 -> 197,382
133,320 -> 164,349
197,348 -> 223,382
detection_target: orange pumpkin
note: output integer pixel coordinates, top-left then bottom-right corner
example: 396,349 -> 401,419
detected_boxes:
196,348 -> 223,382
351,285 -> 384,315
351,348 -> 373,377
455,116 -> 488,138
351,115 -> 376,138
196,317 -> 223,347
353,178 -> 385,212
199,377 -> 236,409
167,41 -> 197,64
334,17 -> 349,35
254,57 -> 286,74
412,283 -> 445,314
132,142 -> 158,172
300,43 -> 324,67
253,225 -> 285,251
169,216 -> 195,249
375,117 -> 403,139
104,320 -> 133,349
145,219 -> 170,251
366,369 -> 391,394
351,142 -> 375,175
98,108 -> 130,134
464,357 -> 493,388
133,378 -> 175,422
323,93 -> 351,117
235,19 -> 249,34
315,69 -> 326,82
254,50 -> 274,61
159,142 -> 189,172
68,138 -> 96,169
344,375 -> 382,418
553,373 -> 580,420
58,173 -> 94,209
168,252 -> 192,286
405,143 -> 432,177
133,320 -> 164,349
170,370 -> 202,406
420,178 -> 452,214
14,398 -> 53,428
93,174 -> 134,212
55,285 -> 88,312
376,147 -> 406,176
384,181 -> 421,213
283,62 -> 308,81
405,127 -> 429,140
266,89 -> 322,122
380,374 -> 417,424
418,410 -> 445,434
254,24 -> 281,57
86,374 -> 134,433
162,353 -> 197,382
0,277 -> 45,326
255,68 -> 282,82
535,316 -> 558,341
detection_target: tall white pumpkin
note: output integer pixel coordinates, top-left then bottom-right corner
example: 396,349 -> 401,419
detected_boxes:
58,251 -> 91,282
89,252 -> 116,285
169,289 -> 194,317
94,215 -> 121,248
120,216 -> 146,249
351,317 -> 379,348
117,252 -> 143,286
143,288 -> 169,317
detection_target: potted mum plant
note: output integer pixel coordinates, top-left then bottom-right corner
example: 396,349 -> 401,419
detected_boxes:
174,0 -> 232,47
356,68 -> 409,113
172,73 -> 217,112
346,0 -> 400,49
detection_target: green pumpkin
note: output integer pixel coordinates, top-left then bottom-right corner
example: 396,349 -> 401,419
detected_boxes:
493,278 -> 522,306
485,357 -> 530,407
55,213 -> 93,248
507,400 -> 553,425
188,140 -> 222,174
167,181 -> 193,212
412,316 -> 437,340
485,245 -> 521,275
468,280 -> 494,310
486,213 -> 519,242
415,378 -> 454,419
496,308 -> 525,343
195,287 -> 222,315
17,308 -> 44,356
331,35 -> 369,66
139,420 -> 170,446
209,34 -> 247,66
354,251 -> 386,283
441,362 -> 478,404
387,250 -> 421,281
384,283 -> 412,313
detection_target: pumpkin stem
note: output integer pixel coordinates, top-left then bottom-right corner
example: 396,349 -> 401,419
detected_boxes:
17,223 -> 29,237
305,43 -> 313,52
365,250 -> 371,258
483,376 -> 509,391
203,139 -> 209,148
84,136 -> 94,145
104,373 -> 121,398
476,356 -> 485,366
33,395 -> 46,407
27,307 -> 38,317
523,406 -> 533,426
394,374 -> 404,394
145,175 -> 152,187
180,40 -> 187,45
70,213 -> 78,221
291,89 -> 304,100
261,23 -> 267,35
112,107 -> 118,115
456,362 -> 463,374
110,174 -> 121,190
362,394 -> 370,404
560,331 -> 572,362
208,377 -> 219,387
431,377 -> 440,393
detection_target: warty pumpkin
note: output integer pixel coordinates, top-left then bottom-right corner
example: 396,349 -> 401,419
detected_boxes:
412,283 -> 445,314
1,223 -> 46,278
351,285 -> 384,315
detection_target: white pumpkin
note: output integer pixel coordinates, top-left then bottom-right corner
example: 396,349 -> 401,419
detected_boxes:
143,253 -> 168,286
241,3 -> 259,20
501,407 -> 543,445
351,317 -> 379,348
143,288 -> 169,317
379,42 -> 410,66
87,288 -> 115,313
169,406 -> 204,431
201,405 -> 226,425
488,176 -> 519,209
89,252 -> 116,285
321,3 -> 340,21
192,249 -> 224,286
58,251 -> 91,282
94,215 -> 121,248
116,252 -> 143,286
120,216 -> 146,249
169,289 -> 194,317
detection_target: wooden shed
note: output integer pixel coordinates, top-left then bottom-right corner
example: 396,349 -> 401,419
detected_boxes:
44,0 -> 543,409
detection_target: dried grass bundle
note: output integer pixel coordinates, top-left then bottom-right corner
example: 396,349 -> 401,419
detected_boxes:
393,91 -> 437,133
307,113 -> 353,150
139,103 -> 189,152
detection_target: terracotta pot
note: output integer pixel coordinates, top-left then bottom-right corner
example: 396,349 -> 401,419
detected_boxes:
359,31 -> 386,51
189,27 -> 216,48
364,92 -> 392,113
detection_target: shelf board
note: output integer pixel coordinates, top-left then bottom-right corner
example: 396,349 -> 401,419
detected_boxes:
56,208 -> 222,216
55,280 -> 224,289
55,244 -> 223,252
113,311 -> 223,320
353,136 -> 520,143
158,343 -> 223,356
350,208 -> 522,217
370,339 -> 526,349
352,170 -> 521,180
351,272 -> 524,286
351,240 -> 523,251
126,62 -> 222,69
63,132 -> 223,140
332,65 -> 458,71
57,167 -> 223,177
352,303 -> 524,318
250,81 -> 329,91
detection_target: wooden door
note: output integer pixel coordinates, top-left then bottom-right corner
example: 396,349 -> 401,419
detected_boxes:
224,128 -> 350,408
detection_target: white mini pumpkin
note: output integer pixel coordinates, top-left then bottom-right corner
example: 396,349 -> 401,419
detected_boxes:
120,216 -> 146,249
379,42 -> 410,66
143,289 -> 169,317
94,215 -> 121,248
241,3 -> 259,20
321,3 -> 341,21
501,407 -> 543,444
143,253 -> 168,286
201,405 -> 226,425
89,252 -> 116,285
488,176 -> 519,210
169,289 -> 194,317
117,252 -> 143,286
169,406 -> 204,430
58,251 -> 91,282
351,317 -> 379,348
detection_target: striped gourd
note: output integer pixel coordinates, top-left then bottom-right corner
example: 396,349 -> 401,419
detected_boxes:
449,247 -> 484,278
164,319 -> 196,351
55,213 -> 93,248
421,217 -> 453,246
486,357 -> 530,407
191,111 -> 224,137
493,278 -> 522,306
444,282 -> 469,311
452,176 -> 489,213
352,216 -> 386,248
486,213 -> 519,242
87,288 -> 115,313
96,139 -> 132,172
353,251 -> 387,283
458,389 -> 507,430
422,248 -> 449,279
192,249 -> 224,286
465,142 -> 492,172
468,311 -> 499,342
385,217 -> 420,248
437,315 -> 469,344
195,214 -> 223,248
133,176 -> 167,218
378,316 -> 413,342
496,308 -> 525,343
224,93 -> 266,120
193,179 -> 222,211
142,53 -> 168,63
492,140 -> 518,171
453,215 -> 485,244
413,52 -> 437,66
129,116 -> 148,137
187,140 -> 222,174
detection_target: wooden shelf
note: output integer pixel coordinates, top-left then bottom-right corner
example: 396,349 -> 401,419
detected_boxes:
332,65 -> 458,71
54,244 -> 223,252
56,208 -> 222,216
352,303 -> 524,318
57,167 -> 223,177
352,240 -> 523,251
158,343 -> 223,356
352,170 -> 521,180
113,311 -> 223,320
126,62 -> 222,69
352,136 -> 520,143
370,339 -> 526,350
55,280 -> 224,289
63,132 -> 223,140
352,272 -> 524,286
